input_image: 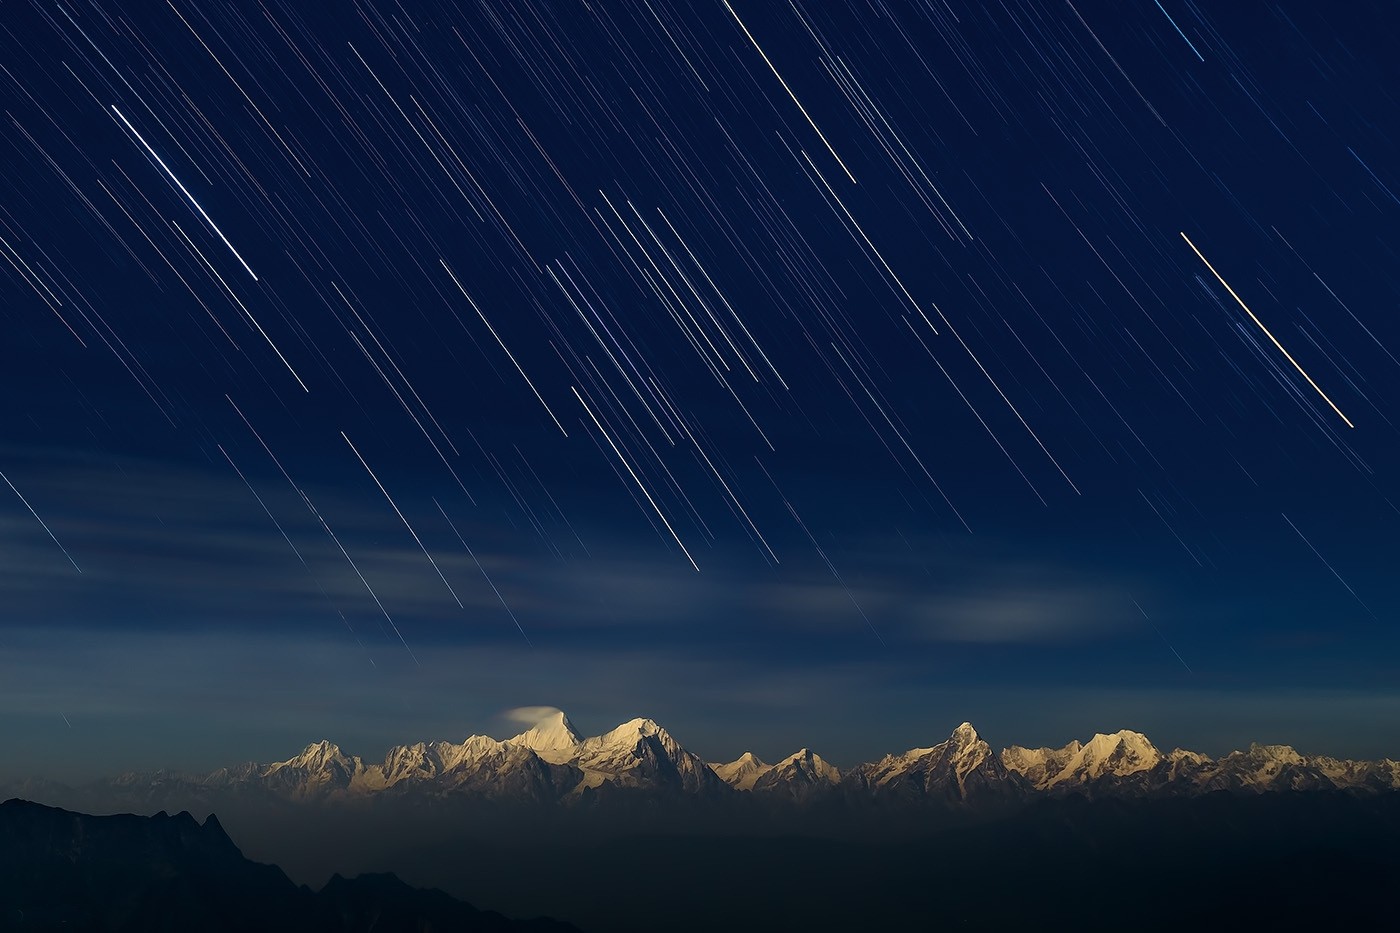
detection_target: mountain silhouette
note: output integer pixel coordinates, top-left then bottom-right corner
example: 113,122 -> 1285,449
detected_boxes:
0,798 -> 578,932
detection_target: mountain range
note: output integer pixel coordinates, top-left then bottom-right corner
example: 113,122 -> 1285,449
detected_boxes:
11,711 -> 1399,814
9,714 -> 1400,931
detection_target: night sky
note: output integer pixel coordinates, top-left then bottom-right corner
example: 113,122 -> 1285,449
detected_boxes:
4,0 -> 1400,781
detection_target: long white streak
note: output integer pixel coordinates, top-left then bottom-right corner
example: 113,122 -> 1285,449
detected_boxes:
627,200 -> 759,382
902,317 -> 1044,505
0,469 -> 81,572
165,0 -> 310,175
350,44 -> 478,215
0,233 -> 85,344
1137,489 -> 1202,567
94,177 -> 239,347
434,499 -> 532,646
171,222 -> 308,391
346,328 -> 472,498
756,458 -> 882,644
332,282 -> 462,457
1281,513 -> 1374,618
547,264 -> 675,444
724,0 -> 856,183
578,356 -> 714,540
342,432 -> 463,608
1132,599 -> 1193,673
228,396 -> 416,661
572,387 -> 700,572
830,55 -> 973,240
802,151 -> 921,316
785,499 -> 884,645
581,355 -> 675,477
932,304 -> 1081,494
217,444 -> 304,563
110,105 -> 258,280
1311,272 -> 1400,369
440,260 -> 568,437
1153,0 -> 1206,62
655,208 -> 788,388
669,408 -> 779,564
1182,232 -> 1353,428
830,341 -> 971,531
599,192 -> 731,370
0,233 -> 63,307
513,446 -> 591,557
715,363 -> 776,451
302,488 -> 418,665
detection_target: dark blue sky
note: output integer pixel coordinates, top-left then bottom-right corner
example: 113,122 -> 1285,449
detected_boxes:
3,0 -> 1400,780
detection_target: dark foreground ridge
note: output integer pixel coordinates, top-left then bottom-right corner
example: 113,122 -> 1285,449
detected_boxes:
4,793 -> 1399,931
0,798 -> 579,933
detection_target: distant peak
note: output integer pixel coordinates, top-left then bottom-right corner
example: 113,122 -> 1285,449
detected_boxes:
1087,729 -> 1156,749
509,709 -> 583,752
1245,743 -> 1303,762
290,740 -> 346,766
951,722 -> 979,741
711,751 -> 773,789
593,717 -> 667,743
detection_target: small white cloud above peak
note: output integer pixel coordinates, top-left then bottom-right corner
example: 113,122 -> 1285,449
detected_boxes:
504,705 -> 569,726
505,706 -> 582,762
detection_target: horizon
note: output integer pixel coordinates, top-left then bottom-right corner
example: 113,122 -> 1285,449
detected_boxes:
10,692 -> 1400,786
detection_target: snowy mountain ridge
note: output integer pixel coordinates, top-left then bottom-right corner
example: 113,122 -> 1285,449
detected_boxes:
16,713 -> 1400,812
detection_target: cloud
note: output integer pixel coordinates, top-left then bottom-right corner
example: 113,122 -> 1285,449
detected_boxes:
908,584 -> 1130,643
503,705 -> 564,725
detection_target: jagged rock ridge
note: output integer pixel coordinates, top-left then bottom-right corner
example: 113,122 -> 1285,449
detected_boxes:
0,798 -> 577,931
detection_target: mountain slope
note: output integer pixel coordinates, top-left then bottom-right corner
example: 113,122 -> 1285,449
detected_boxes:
844,722 -> 1028,804
710,752 -> 771,790
0,798 -> 577,931
752,748 -> 840,799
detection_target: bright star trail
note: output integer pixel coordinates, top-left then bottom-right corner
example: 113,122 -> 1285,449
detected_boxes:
1180,231 -> 1354,429
2,0 -> 1399,775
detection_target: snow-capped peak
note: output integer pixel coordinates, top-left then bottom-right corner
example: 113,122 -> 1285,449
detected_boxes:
711,751 -> 772,790
764,748 -> 841,784
1242,743 -> 1304,764
49,714 -> 1400,812
1041,729 -> 1162,787
583,717 -> 669,751
508,710 -> 583,763
951,722 -> 979,743
257,739 -> 365,796
273,740 -> 348,773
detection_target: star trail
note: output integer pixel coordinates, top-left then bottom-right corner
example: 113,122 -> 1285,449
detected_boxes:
2,0 -> 1400,775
